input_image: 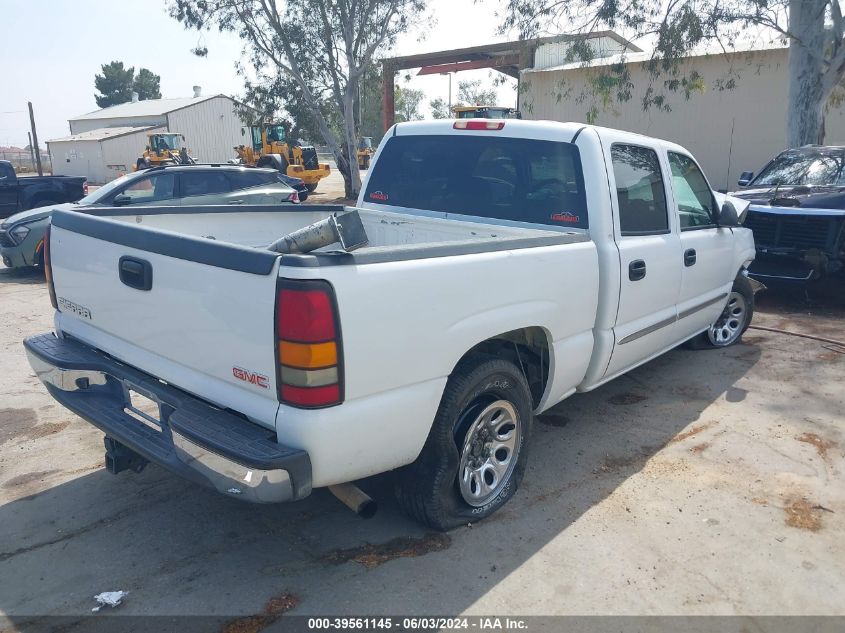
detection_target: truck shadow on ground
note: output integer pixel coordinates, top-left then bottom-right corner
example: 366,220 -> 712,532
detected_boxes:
1,342 -> 764,629
0,266 -> 44,286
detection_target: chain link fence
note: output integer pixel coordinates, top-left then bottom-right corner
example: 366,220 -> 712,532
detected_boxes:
0,150 -> 53,175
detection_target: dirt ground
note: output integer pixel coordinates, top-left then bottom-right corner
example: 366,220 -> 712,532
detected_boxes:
0,256 -> 843,629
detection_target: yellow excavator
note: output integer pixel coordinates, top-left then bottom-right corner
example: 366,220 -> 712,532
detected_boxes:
233,123 -> 330,192
357,137 -> 375,169
135,132 -> 196,170
452,105 -> 522,119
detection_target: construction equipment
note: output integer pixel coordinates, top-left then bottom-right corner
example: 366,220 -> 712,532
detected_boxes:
234,123 -> 330,192
452,105 -> 522,119
135,133 -> 195,170
357,137 -> 375,169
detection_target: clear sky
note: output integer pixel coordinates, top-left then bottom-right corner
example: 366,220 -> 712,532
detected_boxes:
0,0 -> 522,148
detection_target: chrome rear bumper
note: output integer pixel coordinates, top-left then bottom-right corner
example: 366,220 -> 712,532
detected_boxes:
24,333 -> 311,504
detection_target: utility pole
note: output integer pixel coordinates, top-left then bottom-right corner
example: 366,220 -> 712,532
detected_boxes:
28,102 -> 43,176
441,72 -> 452,111
27,132 -> 36,172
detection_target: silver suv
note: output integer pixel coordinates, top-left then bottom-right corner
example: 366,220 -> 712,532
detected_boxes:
1,165 -> 297,269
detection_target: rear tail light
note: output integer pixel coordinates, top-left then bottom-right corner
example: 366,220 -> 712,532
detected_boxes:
43,225 -> 57,309
83,180 -> 89,195
288,191 -> 300,203
275,279 -> 343,408
453,120 -> 505,130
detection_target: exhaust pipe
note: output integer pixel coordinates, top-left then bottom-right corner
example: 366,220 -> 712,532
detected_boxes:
329,483 -> 378,519
268,210 -> 368,254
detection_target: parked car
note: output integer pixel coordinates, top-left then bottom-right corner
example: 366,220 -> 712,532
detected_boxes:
25,120 -> 754,530
277,172 -> 310,202
0,160 -> 86,219
1,164 -> 298,269
733,145 -> 845,281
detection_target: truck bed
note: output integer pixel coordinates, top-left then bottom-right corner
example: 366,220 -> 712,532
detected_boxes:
80,203 -> 584,260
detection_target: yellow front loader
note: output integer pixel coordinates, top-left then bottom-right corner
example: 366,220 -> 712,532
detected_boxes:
234,123 -> 330,192
135,133 -> 195,170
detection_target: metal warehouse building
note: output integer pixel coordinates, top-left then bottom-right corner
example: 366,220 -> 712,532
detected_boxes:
520,44 -> 845,190
48,90 -> 250,183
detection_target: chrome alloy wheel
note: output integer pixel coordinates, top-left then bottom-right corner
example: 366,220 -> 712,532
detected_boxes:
457,400 -> 522,507
708,291 -> 748,346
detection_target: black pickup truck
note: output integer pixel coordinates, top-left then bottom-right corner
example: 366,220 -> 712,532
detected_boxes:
733,146 -> 845,282
0,160 -> 86,219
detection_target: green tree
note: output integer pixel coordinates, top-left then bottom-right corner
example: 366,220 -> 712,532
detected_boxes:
170,0 -> 425,199
94,61 -> 135,108
95,62 -> 161,108
457,79 -> 497,106
359,67 -> 385,145
395,86 -> 425,122
133,68 -> 162,101
429,97 -> 451,119
501,0 -> 845,147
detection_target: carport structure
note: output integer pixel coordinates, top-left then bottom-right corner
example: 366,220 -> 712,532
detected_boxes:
381,32 -> 641,131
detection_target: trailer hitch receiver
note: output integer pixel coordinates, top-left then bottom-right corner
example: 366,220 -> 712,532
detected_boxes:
104,437 -> 149,475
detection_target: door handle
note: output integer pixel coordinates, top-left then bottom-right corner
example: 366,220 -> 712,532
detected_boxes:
628,259 -> 646,281
684,249 -> 697,267
227,199 -> 245,205
119,256 -> 153,291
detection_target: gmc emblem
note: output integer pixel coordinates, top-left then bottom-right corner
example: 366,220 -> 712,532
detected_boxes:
232,366 -> 270,389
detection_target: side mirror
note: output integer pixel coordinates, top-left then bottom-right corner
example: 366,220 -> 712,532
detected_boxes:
241,128 -> 246,137
718,201 -> 739,227
112,194 -> 132,207
737,171 -> 754,187
181,135 -> 186,141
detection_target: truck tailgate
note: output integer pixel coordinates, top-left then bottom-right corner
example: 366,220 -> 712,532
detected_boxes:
48,213 -> 282,428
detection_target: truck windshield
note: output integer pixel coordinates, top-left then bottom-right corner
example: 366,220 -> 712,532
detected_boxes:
363,134 -> 588,228
753,149 -> 845,186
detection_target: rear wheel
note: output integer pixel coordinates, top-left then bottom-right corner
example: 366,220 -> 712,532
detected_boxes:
305,183 -> 319,193
687,274 -> 754,349
394,357 -> 533,531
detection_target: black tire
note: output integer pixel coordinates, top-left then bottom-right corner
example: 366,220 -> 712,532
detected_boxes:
687,273 -> 754,349
305,183 -> 319,193
257,153 -> 288,173
393,357 -> 533,531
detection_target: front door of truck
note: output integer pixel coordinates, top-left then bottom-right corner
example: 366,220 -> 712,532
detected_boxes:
668,151 -> 736,339
604,142 -> 682,378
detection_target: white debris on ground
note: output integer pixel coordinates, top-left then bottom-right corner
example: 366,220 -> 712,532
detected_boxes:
91,590 -> 128,612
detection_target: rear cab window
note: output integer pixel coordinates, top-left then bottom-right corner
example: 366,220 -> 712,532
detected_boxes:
363,135 -> 588,229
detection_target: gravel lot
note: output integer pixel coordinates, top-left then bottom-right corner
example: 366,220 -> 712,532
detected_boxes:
0,257 -> 843,629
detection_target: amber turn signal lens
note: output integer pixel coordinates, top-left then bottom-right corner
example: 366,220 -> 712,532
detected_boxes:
279,340 -> 337,369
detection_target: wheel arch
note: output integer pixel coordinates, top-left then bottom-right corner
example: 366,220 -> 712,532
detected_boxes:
450,326 -> 552,411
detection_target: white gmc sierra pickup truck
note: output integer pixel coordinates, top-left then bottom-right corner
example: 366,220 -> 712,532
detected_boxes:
25,120 -> 755,529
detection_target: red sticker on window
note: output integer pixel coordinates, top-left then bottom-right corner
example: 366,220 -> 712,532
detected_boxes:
369,190 -> 389,201
550,212 -> 580,223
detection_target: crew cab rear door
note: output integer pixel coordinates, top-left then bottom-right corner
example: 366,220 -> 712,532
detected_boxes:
603,140 -> 682,378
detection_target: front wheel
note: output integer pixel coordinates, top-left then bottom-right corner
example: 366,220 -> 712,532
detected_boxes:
688,274 -> 754,349
394,357 -> 533,531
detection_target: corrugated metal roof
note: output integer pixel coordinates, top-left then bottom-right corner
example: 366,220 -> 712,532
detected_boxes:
68,95 -> 223,121
523,40 -> 787,74
47,125 -> 162,143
